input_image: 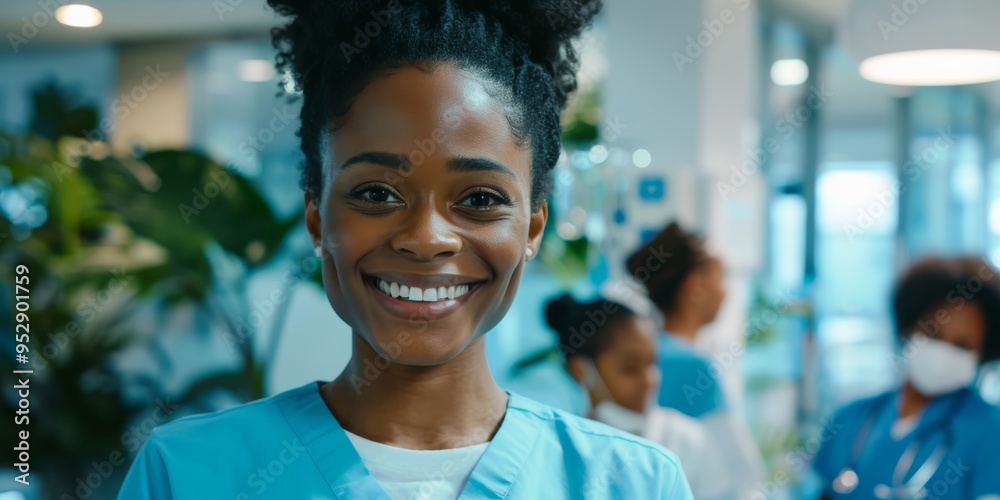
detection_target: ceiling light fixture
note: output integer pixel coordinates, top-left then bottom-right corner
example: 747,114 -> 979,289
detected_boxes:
55,4 -> 103,28
841,0 -> 1000,86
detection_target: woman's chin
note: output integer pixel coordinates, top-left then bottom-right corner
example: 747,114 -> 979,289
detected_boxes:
365,332 -> 477,367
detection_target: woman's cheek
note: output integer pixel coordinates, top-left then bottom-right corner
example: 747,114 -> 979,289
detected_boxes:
476,219 -> 528,267
321,213 -> 371,319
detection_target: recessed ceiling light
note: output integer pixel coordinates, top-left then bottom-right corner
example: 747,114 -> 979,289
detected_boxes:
841,0 -> 1000,86
55,4 -> 103,28
770,59 -> 809,86
860,49 -> 1000,86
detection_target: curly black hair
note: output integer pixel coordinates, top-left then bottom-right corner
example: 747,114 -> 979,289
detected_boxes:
893,256 -> 1000,363
267,0 -> 602,211
625,222 -> 710,314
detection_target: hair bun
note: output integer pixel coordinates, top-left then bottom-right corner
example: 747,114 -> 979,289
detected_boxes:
464,0 -> 601,43
544,292 -> 580,333
454,0 -> 601,108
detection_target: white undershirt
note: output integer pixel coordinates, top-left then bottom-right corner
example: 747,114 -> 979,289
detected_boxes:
891,413 -> 920,440
344,430 -> 490,500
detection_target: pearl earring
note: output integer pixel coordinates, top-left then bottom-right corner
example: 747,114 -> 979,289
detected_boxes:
526,248 -> 534,259
314,246 -> 323,257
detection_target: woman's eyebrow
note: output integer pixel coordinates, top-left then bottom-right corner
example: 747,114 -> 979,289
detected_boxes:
339,152 -> 518,180
448,157 -> 517,180
339,151 -> 409,170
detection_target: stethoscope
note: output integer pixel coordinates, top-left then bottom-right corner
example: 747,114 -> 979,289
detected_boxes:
831,390 -> 970,499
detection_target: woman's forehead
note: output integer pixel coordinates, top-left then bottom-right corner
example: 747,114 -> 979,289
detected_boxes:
328,66 -> 520,157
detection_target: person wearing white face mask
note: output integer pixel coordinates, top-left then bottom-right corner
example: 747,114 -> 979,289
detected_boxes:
541,293 -> 739,499
812,256 -> 1000,500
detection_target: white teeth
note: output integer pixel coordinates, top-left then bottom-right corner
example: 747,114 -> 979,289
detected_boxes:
376,279 -> 475,302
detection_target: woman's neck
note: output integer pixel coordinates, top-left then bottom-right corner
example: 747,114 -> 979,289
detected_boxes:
323,333 -> 507,450
899,381 -> 933,419
663,309 -> 701,342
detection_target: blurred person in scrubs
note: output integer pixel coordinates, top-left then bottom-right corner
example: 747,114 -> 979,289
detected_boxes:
813,256 -> 1000,500
626,222 -> 766,493
116,0 -> 697,498
539,292 -> 740,499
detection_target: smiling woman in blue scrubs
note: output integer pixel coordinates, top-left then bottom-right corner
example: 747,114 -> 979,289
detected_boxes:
117,0 -> 694,498
813,257 -> 1000,500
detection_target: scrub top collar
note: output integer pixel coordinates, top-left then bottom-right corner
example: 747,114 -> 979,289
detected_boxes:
859,385 -> 975,464
660,329 -> 696,348
888,385 -> 974,426
276,380 -> 540,499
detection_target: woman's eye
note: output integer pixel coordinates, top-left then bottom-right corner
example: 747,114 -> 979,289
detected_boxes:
354,186 -> 401,203
622,366 -> 642,375
459,190 -> 509,208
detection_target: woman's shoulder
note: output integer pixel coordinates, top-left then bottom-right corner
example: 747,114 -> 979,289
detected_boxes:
646,405 -> 709,446
505,393 -> 693,497
507,392 -> 684,465
656,336 -> 717,376
119,383 -> 326,497
832,389 -> 894,418
958,389 -> 1000,426
147,381 -> 315,450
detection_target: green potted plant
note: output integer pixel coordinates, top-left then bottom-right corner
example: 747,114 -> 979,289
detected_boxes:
0,81 -> 306,499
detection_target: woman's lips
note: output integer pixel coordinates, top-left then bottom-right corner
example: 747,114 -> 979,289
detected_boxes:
364,275 -> 484,322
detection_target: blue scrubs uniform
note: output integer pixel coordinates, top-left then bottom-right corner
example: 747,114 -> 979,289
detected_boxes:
812,387 -> 1000,499
118,380 -> 694,499
656,334 -> 727,418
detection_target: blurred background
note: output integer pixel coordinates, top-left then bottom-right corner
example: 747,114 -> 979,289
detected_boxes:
2,0 -> 1000,498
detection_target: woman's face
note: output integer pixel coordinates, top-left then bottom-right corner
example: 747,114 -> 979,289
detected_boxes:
305,64 -> 547,365
922,301 -> 986,357
593,316 -> 660,413
689,256 -> 726,324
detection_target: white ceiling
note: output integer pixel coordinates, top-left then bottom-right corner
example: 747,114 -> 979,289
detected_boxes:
0,0 -> 280,53
768,0 -> 850,24
2,0 -> 998,121
0,0 -> 852,53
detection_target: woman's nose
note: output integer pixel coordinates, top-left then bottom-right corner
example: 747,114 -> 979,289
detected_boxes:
390,202 -> 462,261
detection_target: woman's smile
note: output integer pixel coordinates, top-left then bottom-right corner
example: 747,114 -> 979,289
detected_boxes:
362,271 -> 488,321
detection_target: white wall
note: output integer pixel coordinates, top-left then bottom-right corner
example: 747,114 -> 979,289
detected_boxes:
602,0 -> 764,410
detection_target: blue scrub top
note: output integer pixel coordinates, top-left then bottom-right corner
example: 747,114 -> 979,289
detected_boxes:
656,334 -> 727,418
812,387 -> 1000,499
118,380 -> 694,499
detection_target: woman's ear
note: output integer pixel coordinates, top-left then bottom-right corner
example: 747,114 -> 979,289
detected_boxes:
305,193 -> 322,252
525,200 -> 548,260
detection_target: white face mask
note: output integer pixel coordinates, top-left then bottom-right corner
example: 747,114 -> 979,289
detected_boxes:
906,334 -> 979,396
592,400 -> 648,435
580,359 -> 649,435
